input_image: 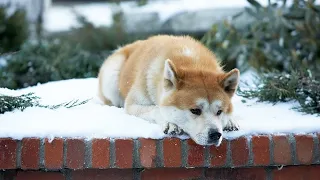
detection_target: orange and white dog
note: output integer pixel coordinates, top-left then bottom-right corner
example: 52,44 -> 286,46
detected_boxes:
98,35 -> 239,146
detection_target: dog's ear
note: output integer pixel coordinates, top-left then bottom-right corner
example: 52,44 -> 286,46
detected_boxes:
164,59 -> 178,89
220,69 -> 240,97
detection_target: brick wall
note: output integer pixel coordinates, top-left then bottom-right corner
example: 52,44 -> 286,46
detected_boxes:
0,134 -> 319,180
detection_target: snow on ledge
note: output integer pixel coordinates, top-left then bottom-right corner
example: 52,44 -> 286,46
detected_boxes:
0,75 -> 319,141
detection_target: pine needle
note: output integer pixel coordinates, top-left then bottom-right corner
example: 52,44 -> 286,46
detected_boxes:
0,93 -> 90,114
238,70 -> 320,115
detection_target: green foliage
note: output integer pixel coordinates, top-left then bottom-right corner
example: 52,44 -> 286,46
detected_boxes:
0,40 -> 108,89
0,92 -> 89,114
202,0 -> 320,115
0,5 -> 29,53
202,0 -> 320,76
238,69 -> 320,115
49,13 -> 152,53
50,13 -> 129,52
137,0 -> 148,6
0,12 -> 155,89
0,93 -> 39,114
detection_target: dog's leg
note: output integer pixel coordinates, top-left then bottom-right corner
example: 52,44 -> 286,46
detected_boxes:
223,117 -> 240,132
125,91 -> 184,135
98,53 -> 125,107
125,103 -> 184,135
163,122 -> 184,135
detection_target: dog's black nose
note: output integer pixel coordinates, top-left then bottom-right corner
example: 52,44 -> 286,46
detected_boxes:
208,129 -> 221,142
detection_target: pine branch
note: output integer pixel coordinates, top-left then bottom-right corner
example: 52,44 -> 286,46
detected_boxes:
39,99 -> 91,109
0,93 -> 90,114
238,70 -> 320,115
0,93 -> 40,114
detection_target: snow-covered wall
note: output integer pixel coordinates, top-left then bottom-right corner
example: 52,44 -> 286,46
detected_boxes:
42,0 -> 266,33
42,0 -> 320,34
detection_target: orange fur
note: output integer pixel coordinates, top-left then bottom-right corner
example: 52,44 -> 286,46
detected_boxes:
117,35 -> 235,113
98,35 -> 240,146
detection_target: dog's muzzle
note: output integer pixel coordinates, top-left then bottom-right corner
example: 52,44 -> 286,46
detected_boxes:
207,128 -> 222,144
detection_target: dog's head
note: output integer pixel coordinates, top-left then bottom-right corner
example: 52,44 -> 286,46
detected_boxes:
159,59 -> 240,146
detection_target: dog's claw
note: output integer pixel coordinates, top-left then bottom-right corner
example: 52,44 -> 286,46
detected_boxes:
178,129 -> 185,135
163,122 -> 184,136
223,118 -> 240,132
163,125 -> 169,134
223,126 -> 239,132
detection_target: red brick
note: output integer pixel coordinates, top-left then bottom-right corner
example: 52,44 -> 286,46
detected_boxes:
92,139 -> 110,168
66,139 -> 85,169
72,169 -> 133,180
0,138 -> 17,169
2,170 -> 17,180
273,135 -> 292,165
206,167 -> 266,180
252,135 -> 270,165
272,165 -> 320,180
16,171 -> 65,180
142,168 -> 203,180
44,138 -> 63,169
115,139 -> 133,168
231,137 -> 249,167
295,135 -> 314,164
163,138 -> 181,167
139,138 -> 156,168
308,165 -> 320,180
187,139 -> 205,167
210,139 -> 227,167
21,138 -> 40,170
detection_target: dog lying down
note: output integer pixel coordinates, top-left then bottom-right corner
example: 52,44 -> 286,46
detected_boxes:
98,35 -> 239,146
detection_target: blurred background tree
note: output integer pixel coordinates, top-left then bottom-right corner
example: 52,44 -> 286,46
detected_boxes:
0,5 -> 28,54
200,0 -> 320,114
202,0 -> 320,77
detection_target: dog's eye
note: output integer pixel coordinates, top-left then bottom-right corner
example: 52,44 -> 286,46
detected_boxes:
216,110 -> 222,116
190,108 -> 202,115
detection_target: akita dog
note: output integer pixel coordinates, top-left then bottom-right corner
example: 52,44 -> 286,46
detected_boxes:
98,35 -> 239,146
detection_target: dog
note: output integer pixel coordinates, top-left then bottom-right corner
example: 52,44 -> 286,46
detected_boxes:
98,35 -> 239,146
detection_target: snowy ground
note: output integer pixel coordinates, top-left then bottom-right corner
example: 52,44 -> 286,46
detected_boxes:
1,72 -> 319,141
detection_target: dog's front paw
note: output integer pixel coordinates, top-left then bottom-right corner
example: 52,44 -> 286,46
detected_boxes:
223,118 -> 240,132
163,122 -> 184,135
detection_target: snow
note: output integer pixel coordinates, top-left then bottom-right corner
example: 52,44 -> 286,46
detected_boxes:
0,78 -> 166,140
43,3 -> 114,32
0,75 -> 319,141
119,0 -> 267,23
0,56 -> 7,68
44,0 -> 320,32
43,0 -> 270,32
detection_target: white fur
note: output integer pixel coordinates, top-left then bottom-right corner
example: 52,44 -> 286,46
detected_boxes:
196,99 -> 209,110
211,100 -> 222,113
182,47 -> 193,57
125,85 -> 162,124
100,54 -> 125,107
157,98 -> 228,146
147,58 -> 164,103
163,59 -> 176,84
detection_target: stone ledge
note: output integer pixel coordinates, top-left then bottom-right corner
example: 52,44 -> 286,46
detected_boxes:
0,134 -> 318,170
